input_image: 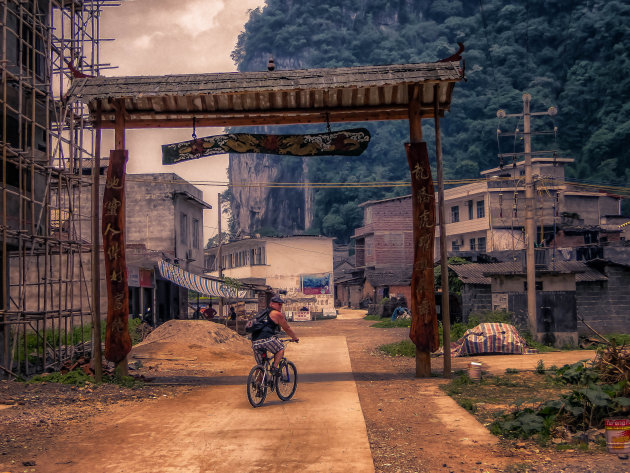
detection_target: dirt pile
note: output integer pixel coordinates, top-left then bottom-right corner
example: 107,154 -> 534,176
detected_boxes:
135,320 -> 250,354
130,320 -> 254,377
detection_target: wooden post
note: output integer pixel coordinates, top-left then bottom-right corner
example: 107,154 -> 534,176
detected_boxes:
92,101 -> 103,382
434,85 -> 451,378
407,85 -> 435,378
115,99 -> 125,151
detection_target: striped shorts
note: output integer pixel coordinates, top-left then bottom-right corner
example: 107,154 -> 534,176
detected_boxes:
252,337 -> 285,365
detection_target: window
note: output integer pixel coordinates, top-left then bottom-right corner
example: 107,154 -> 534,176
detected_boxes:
452,241 -> 460,251
451,206 -> 459,223
477,200 -> 485,219
192,218 -> 199,249
477,237 -> 486,252
180,213 -> 188,245
469,238 -> 476,251
524,281 -> 543,291
468,200 -> 473,220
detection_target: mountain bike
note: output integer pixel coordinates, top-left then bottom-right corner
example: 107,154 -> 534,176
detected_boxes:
246,339 -> 298,408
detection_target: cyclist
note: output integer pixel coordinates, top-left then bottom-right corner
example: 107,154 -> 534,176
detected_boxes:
251,295 -> 299,376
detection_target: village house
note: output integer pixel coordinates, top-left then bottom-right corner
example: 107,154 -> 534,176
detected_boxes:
347,158 -> 629,335
204,235 -> 335,319
83,172 -> 212,324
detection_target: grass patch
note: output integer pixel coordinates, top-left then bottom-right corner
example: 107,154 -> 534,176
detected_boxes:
371,319 -> 411,328
605,333 -> 630,345
28,370 -> 143,388
363,314 -> 383,321
379,339 -> 415,357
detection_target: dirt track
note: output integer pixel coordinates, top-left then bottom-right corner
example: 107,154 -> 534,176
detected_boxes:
1,312 -> 629,472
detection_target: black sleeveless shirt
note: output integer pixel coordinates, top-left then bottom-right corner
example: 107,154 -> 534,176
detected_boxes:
252,310 -> 280,341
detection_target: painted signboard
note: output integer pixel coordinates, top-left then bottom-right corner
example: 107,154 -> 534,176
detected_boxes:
162,128 -> 371,164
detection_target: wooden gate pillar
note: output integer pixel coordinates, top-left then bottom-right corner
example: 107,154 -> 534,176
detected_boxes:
408,86 -> 439,377
103,100 -> 131,377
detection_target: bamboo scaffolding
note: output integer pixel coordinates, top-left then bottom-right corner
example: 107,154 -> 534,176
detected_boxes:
0,0 -> 113,378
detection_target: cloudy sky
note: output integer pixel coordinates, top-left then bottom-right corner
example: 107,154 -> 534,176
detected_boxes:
99,0 -> 265,242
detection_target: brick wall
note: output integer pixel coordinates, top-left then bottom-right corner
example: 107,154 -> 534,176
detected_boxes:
577,264 -> 630,334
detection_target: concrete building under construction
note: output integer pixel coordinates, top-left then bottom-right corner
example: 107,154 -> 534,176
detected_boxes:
0,0 -> 117,378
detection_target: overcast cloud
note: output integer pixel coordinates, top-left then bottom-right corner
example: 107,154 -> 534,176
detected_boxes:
99,0 -> 264,242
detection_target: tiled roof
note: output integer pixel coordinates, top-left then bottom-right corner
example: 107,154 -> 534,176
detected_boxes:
67,61 -> 463,128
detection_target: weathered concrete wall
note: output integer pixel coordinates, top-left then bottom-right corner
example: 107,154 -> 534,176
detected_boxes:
208,236 -> 335,311
564,194 -> 620,225
577,265 -> 630,334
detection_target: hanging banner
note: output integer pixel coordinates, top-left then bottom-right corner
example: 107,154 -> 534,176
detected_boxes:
102,150 -> 132,364
300,273 -> 332,295
406,142 -> 439,353
162,128 -> 371,164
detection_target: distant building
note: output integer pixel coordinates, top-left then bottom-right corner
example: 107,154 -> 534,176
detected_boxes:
349,158 -> 625,323
204,236 -> 335,316
86,173 -> 211,323
353,157 -> 622,265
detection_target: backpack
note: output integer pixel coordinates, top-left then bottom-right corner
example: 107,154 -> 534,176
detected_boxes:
245,308 -> 271,335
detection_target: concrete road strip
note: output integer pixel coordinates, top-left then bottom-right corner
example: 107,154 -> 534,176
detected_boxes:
33,336 -> 374,473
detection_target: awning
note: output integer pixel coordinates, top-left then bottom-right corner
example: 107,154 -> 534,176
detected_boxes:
157,260 -> 248,298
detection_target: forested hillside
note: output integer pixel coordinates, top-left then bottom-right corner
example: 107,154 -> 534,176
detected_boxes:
227,0 -> 630,242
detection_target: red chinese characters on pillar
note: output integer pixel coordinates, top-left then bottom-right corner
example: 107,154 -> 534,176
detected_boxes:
406,142 -> 439,352
102,150 -> 131,363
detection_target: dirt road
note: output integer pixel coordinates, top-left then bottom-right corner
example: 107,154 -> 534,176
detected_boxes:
20,336 -> 373,473
2,313 -> 629,473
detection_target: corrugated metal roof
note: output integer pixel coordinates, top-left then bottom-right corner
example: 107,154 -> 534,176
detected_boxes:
67,61 -> 463,129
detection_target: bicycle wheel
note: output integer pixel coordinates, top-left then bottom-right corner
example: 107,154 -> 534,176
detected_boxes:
275,360 -> 298,401
247,365 -> 267,407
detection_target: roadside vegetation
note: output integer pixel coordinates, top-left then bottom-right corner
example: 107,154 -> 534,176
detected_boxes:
16,318 -> 149,387
440,341 -> 630,448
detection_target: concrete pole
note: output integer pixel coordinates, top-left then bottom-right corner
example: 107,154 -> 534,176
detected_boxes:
523,93 -> 537,338
434,85 -> 451,378
217,193 -> 223,319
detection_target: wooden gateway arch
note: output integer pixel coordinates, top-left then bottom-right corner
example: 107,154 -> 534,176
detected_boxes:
67,55 -> 464,379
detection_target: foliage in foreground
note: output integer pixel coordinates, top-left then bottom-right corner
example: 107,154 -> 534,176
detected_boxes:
490,361 -> 630,441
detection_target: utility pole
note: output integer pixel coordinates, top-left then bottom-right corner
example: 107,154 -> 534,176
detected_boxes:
497,93 -> 558,340
217,192 -> 223,319
434,85 -> 451,378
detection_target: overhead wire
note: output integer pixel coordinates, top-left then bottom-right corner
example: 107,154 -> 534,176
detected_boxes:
123,174 -> 630,196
